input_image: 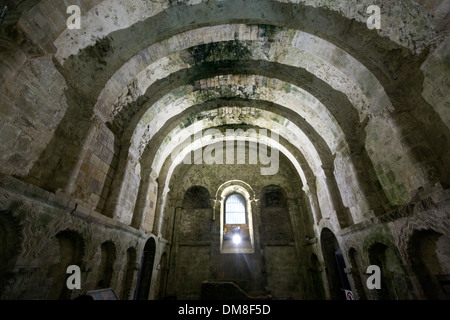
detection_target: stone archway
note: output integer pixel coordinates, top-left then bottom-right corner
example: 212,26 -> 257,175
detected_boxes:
96,241 -> 116,289
408,230 -> 450,300
348,248 -> 367,300
121,247 -> 137,300
135,237 -> 157,300
310,253 -> 326,300
47,230 -> 85,300
320,228 -> 350,300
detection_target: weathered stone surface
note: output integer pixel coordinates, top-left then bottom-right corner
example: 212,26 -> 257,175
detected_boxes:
0,0 -> 449,301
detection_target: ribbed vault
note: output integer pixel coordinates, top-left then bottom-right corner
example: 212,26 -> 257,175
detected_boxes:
2,0 -> 444,226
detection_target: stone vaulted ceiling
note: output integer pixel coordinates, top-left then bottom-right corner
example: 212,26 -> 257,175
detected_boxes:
0,0 -> 449,237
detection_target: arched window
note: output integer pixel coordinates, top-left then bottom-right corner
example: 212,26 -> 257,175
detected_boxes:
225,194 -> 246,224
218,184 -> 254,254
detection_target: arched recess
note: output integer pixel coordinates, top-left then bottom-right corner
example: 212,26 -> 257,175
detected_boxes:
183,186 -> 212,210
0,211 -> 22,296
135,237 -> 157,300
309,253 -> 326,300
367,243 -> 395,300
367,242 -> 414,300
320,228 -> 350,300
408,230 -> 450,300
177,186 -> 213,242
259,185 -> 293,245
348,247 -> 367,300
121,247 -> 137,300
157,252 -> 169,300
96,241 -> 116,289
47,230 -> 85,300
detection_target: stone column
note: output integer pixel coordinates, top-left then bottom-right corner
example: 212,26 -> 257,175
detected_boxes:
322,166 -> 353,228
131,168 -> 157,230
64,115 -> 103,195
104,144 -> 140,225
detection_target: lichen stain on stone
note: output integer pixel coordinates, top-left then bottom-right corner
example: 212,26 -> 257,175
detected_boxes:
79,36 -> 114,70
257,24 -> 279,42
270,113 -> 284,124
187,40 -> 252,65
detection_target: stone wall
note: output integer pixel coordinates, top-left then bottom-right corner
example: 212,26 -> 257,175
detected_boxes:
0,174 -> 150,300
0,55 -> 68,179
336,186 -> 450,300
